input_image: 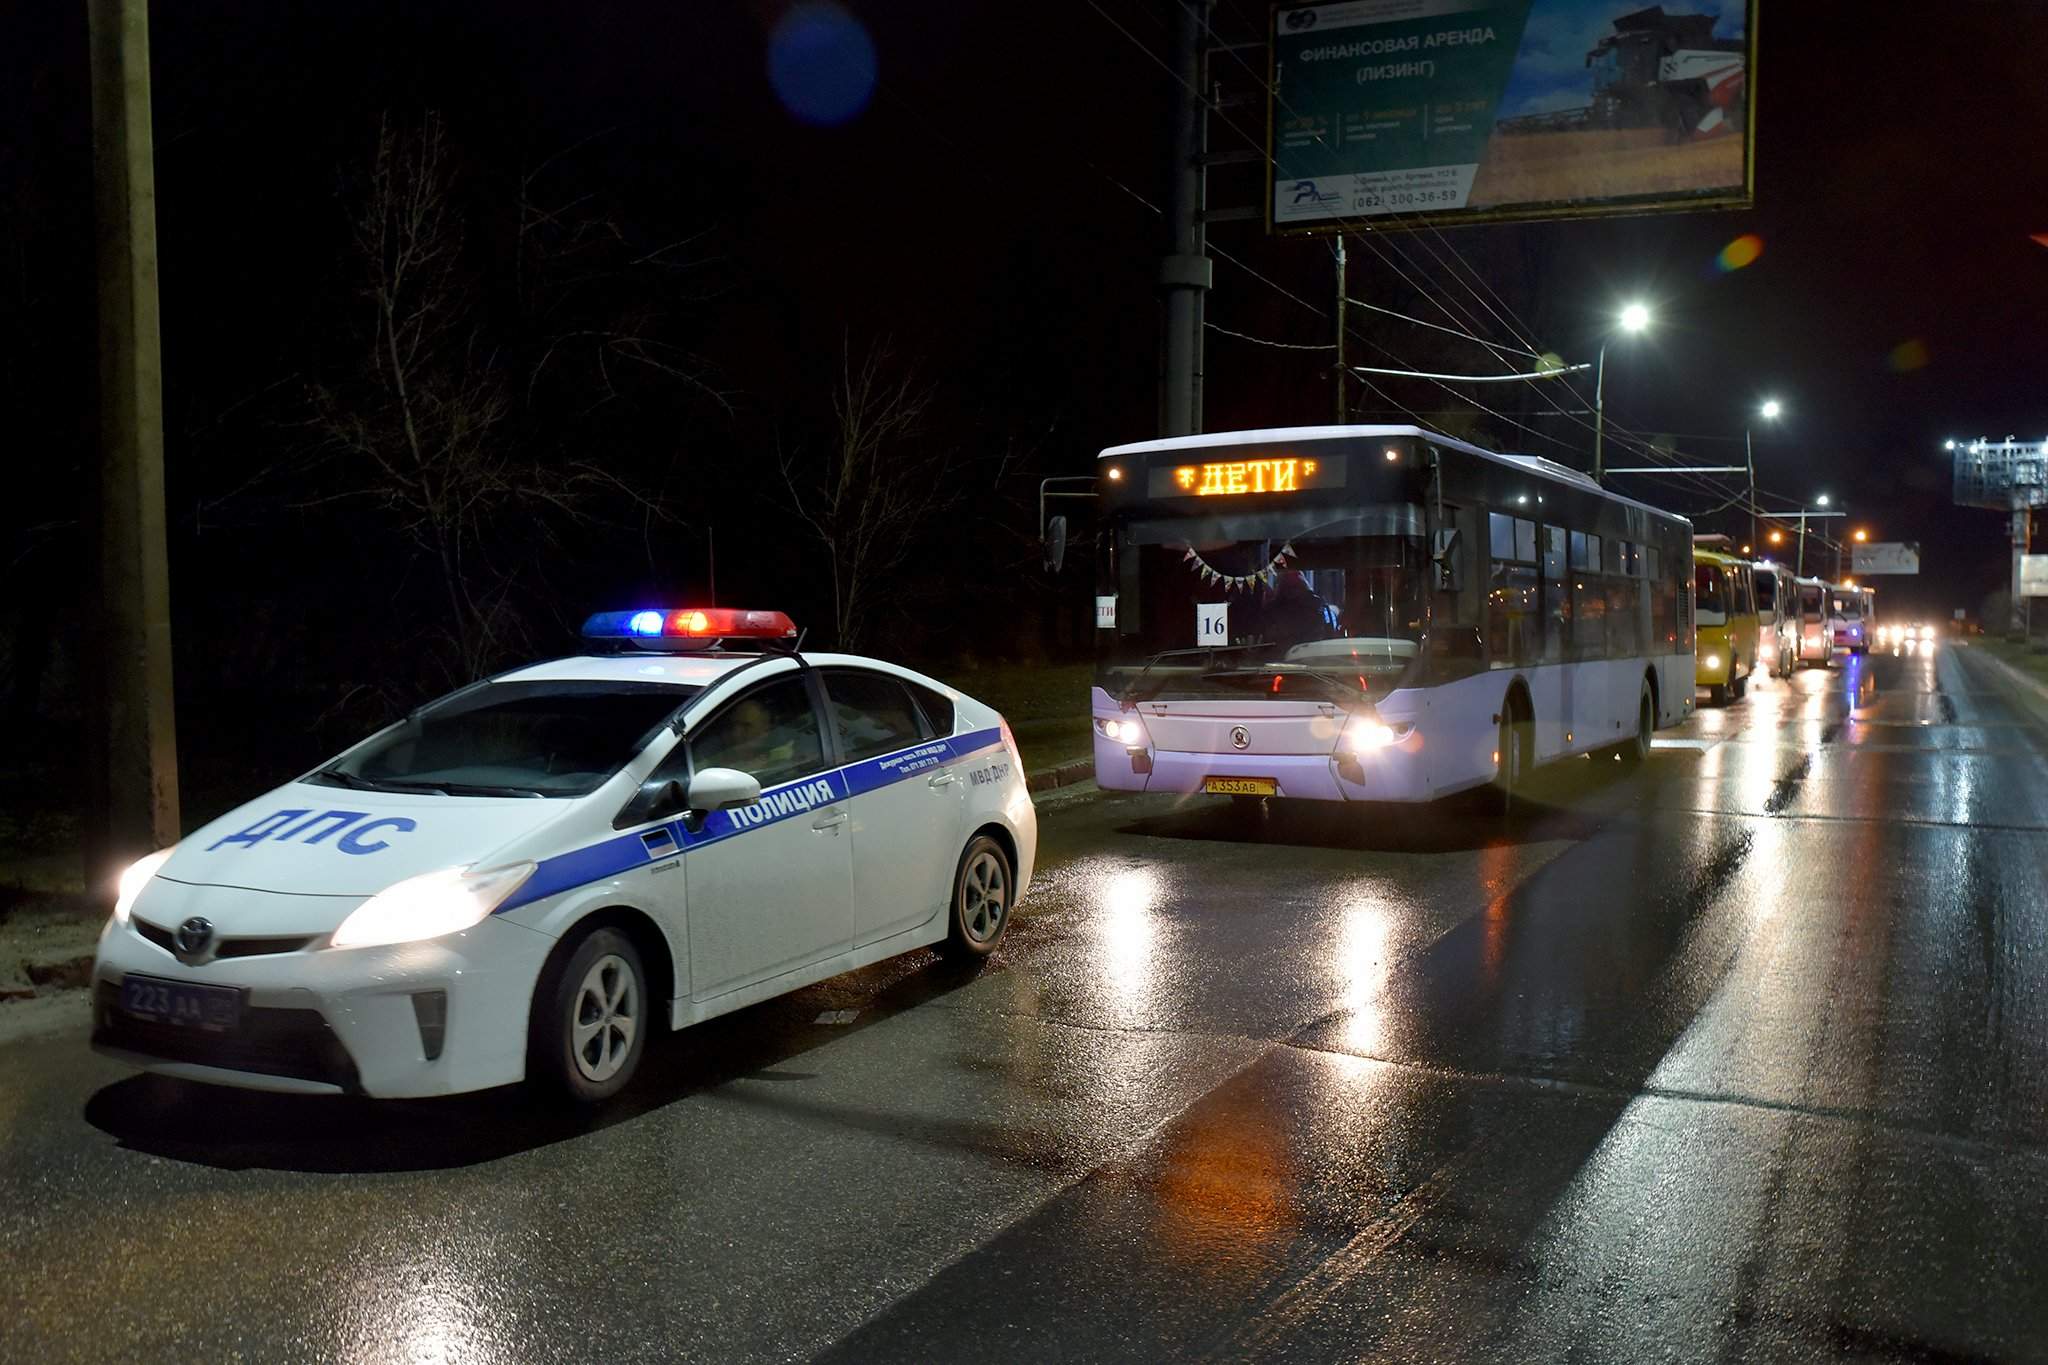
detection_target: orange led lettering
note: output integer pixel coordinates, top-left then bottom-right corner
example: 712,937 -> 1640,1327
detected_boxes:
1186,456 -> 1319,496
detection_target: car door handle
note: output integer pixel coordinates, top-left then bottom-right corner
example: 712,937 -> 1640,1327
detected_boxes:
928,772 -> 958,788
811,808 -> 848,833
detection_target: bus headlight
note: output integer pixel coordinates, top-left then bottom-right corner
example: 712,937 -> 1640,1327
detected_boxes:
1342,717 -> 1413,750
1702,653 -> 1722,673
1095,716 -> 1147,748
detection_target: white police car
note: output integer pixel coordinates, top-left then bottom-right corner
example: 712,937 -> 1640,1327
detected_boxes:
92,608 -> 1037,1102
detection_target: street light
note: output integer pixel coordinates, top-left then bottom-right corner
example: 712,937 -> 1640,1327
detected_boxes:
1854,528 -> 1869,542
1594,301 -> 1651,483
1746,398 -> 1783,552
1768,529 -> 1784,545
1796,492 -> 1831,576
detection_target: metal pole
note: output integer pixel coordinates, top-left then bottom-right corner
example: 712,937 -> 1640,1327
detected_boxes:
1159,0 -> 1211,437
86,0 -> 179,889
2013,504 -> 2031,640
1592,341 -> 1607,482
1744,426 -> 1757,555
1333,236 -> 1347,423
1796,511 -> 1806,577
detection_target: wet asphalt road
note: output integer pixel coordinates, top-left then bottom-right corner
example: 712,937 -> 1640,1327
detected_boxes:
5,641 -> 2048,1363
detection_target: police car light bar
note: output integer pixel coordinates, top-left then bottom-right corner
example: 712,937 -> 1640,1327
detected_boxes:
582,608 -> 798,642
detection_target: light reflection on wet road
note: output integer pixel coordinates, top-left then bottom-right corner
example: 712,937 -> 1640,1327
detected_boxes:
4,642 -> 2047,1362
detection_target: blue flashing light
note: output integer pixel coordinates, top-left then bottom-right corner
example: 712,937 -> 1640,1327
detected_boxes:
628,610 -> 665,637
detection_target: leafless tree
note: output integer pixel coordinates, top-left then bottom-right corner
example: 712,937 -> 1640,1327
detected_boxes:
307,114 -> 627,682
780,336 -> 956,649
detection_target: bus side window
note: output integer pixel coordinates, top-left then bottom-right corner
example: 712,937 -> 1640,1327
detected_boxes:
1540,526 -> 1568,662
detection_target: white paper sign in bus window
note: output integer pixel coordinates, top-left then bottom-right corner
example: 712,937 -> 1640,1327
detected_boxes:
1197,602 -> 1228,646
1095,595 -> 1117,628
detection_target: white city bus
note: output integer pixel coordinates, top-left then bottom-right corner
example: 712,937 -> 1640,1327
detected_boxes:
1089,426 -> 1695,806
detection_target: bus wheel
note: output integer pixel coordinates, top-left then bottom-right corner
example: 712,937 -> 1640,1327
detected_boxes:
1731,670 -> 1749,701
1490,702 -> 1527,814
1708,683 -> 1728,707
1620,683 -> 1652,764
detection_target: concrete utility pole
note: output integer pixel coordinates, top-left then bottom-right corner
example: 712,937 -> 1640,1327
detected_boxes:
85,0 -> 179,886
1333,237 -> 1347,423
1159,0 -> 1211,437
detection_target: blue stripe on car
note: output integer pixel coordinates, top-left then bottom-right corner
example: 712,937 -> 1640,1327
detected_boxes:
497,727 -> 1004,913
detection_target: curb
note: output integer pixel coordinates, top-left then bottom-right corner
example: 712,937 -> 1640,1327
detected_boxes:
1026,759 -> 1095,794
1964,642 -> 2048,724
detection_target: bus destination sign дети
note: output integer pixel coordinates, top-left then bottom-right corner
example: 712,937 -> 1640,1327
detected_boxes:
1149,454 -> 1346,498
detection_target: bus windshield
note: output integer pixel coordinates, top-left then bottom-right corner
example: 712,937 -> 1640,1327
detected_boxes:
1695,565 -> 1728,626
1102,506 -> 1426,700
1799,584 -> 1826,617
1754,572 -> 1777,613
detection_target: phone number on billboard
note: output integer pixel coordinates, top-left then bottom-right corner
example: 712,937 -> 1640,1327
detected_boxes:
1353,189 -> 1461,210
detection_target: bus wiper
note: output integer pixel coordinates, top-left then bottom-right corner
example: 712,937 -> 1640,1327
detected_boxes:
1200,663 -> 1367,701
1118,643 -> 1267,706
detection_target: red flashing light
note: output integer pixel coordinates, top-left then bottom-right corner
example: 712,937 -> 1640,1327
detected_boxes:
664,608 -> 796,639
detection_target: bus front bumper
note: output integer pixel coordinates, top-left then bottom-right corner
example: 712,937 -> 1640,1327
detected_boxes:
1093,733 -> 1431,803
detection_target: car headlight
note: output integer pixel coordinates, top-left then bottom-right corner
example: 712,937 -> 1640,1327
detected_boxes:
1095,716 -> 1146,747
329,862 -> 536,950
113,847 -> 176,924
1341,716 -> 1413,750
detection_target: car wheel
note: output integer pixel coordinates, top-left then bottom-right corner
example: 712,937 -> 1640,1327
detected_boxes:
940,834 -> 1013,963
1619,683 -> 1653,764
530,927 -> 648,1104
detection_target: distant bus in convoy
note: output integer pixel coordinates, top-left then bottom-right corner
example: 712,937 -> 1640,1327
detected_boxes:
1691,543 -> 1757,706
1088,425 -> 1695,808
1751,559 -> 1797,679
1793,575 -> 1835,667
1830,582 -> 1874,654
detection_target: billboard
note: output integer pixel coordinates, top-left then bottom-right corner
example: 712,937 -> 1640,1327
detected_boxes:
1852,542 -> 1921,576
1269,0 -> 1756,231
2022,555 -> 2048,598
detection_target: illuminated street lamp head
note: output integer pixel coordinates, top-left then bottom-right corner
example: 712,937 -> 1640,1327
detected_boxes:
1943,439 -> 1957,451
1769,529 -> 1784,544
1759,399 -> 1783,420
1854,528 -> 1869,542
1816,494 -> 1832,507
1618,302 -> 1651,334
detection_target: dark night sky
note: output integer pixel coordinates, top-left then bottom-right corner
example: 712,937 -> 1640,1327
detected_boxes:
12,0 -> 2048,634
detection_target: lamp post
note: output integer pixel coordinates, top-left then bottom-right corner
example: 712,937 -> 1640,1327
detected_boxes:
1797,493 -> 1830,577
1593,302 -> 1650,483
1746,399 -> 1782,554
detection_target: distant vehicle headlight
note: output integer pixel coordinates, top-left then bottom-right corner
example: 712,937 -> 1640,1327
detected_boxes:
329,862 -> 535,950
113,847 -> 176,924
1920,625 -> 1935,640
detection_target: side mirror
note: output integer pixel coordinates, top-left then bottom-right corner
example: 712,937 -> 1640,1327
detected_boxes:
686,767 -> 762,814
1043,514 -> 1069,574
1432,528 -> 1462,591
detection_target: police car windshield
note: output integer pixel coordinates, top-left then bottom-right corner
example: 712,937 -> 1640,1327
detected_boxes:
316,680 -> 694,797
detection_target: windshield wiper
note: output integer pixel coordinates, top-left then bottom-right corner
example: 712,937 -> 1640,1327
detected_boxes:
314,768 -> 385,791
1118,643 -> 1268,706
1200,663 -> 1369,703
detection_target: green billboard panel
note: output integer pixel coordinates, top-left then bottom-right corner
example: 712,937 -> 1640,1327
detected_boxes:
1270,0 -> 1755,231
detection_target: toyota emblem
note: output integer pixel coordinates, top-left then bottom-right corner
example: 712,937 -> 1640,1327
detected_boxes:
174,916 -> 214,956
1229,726 -> 1251,750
